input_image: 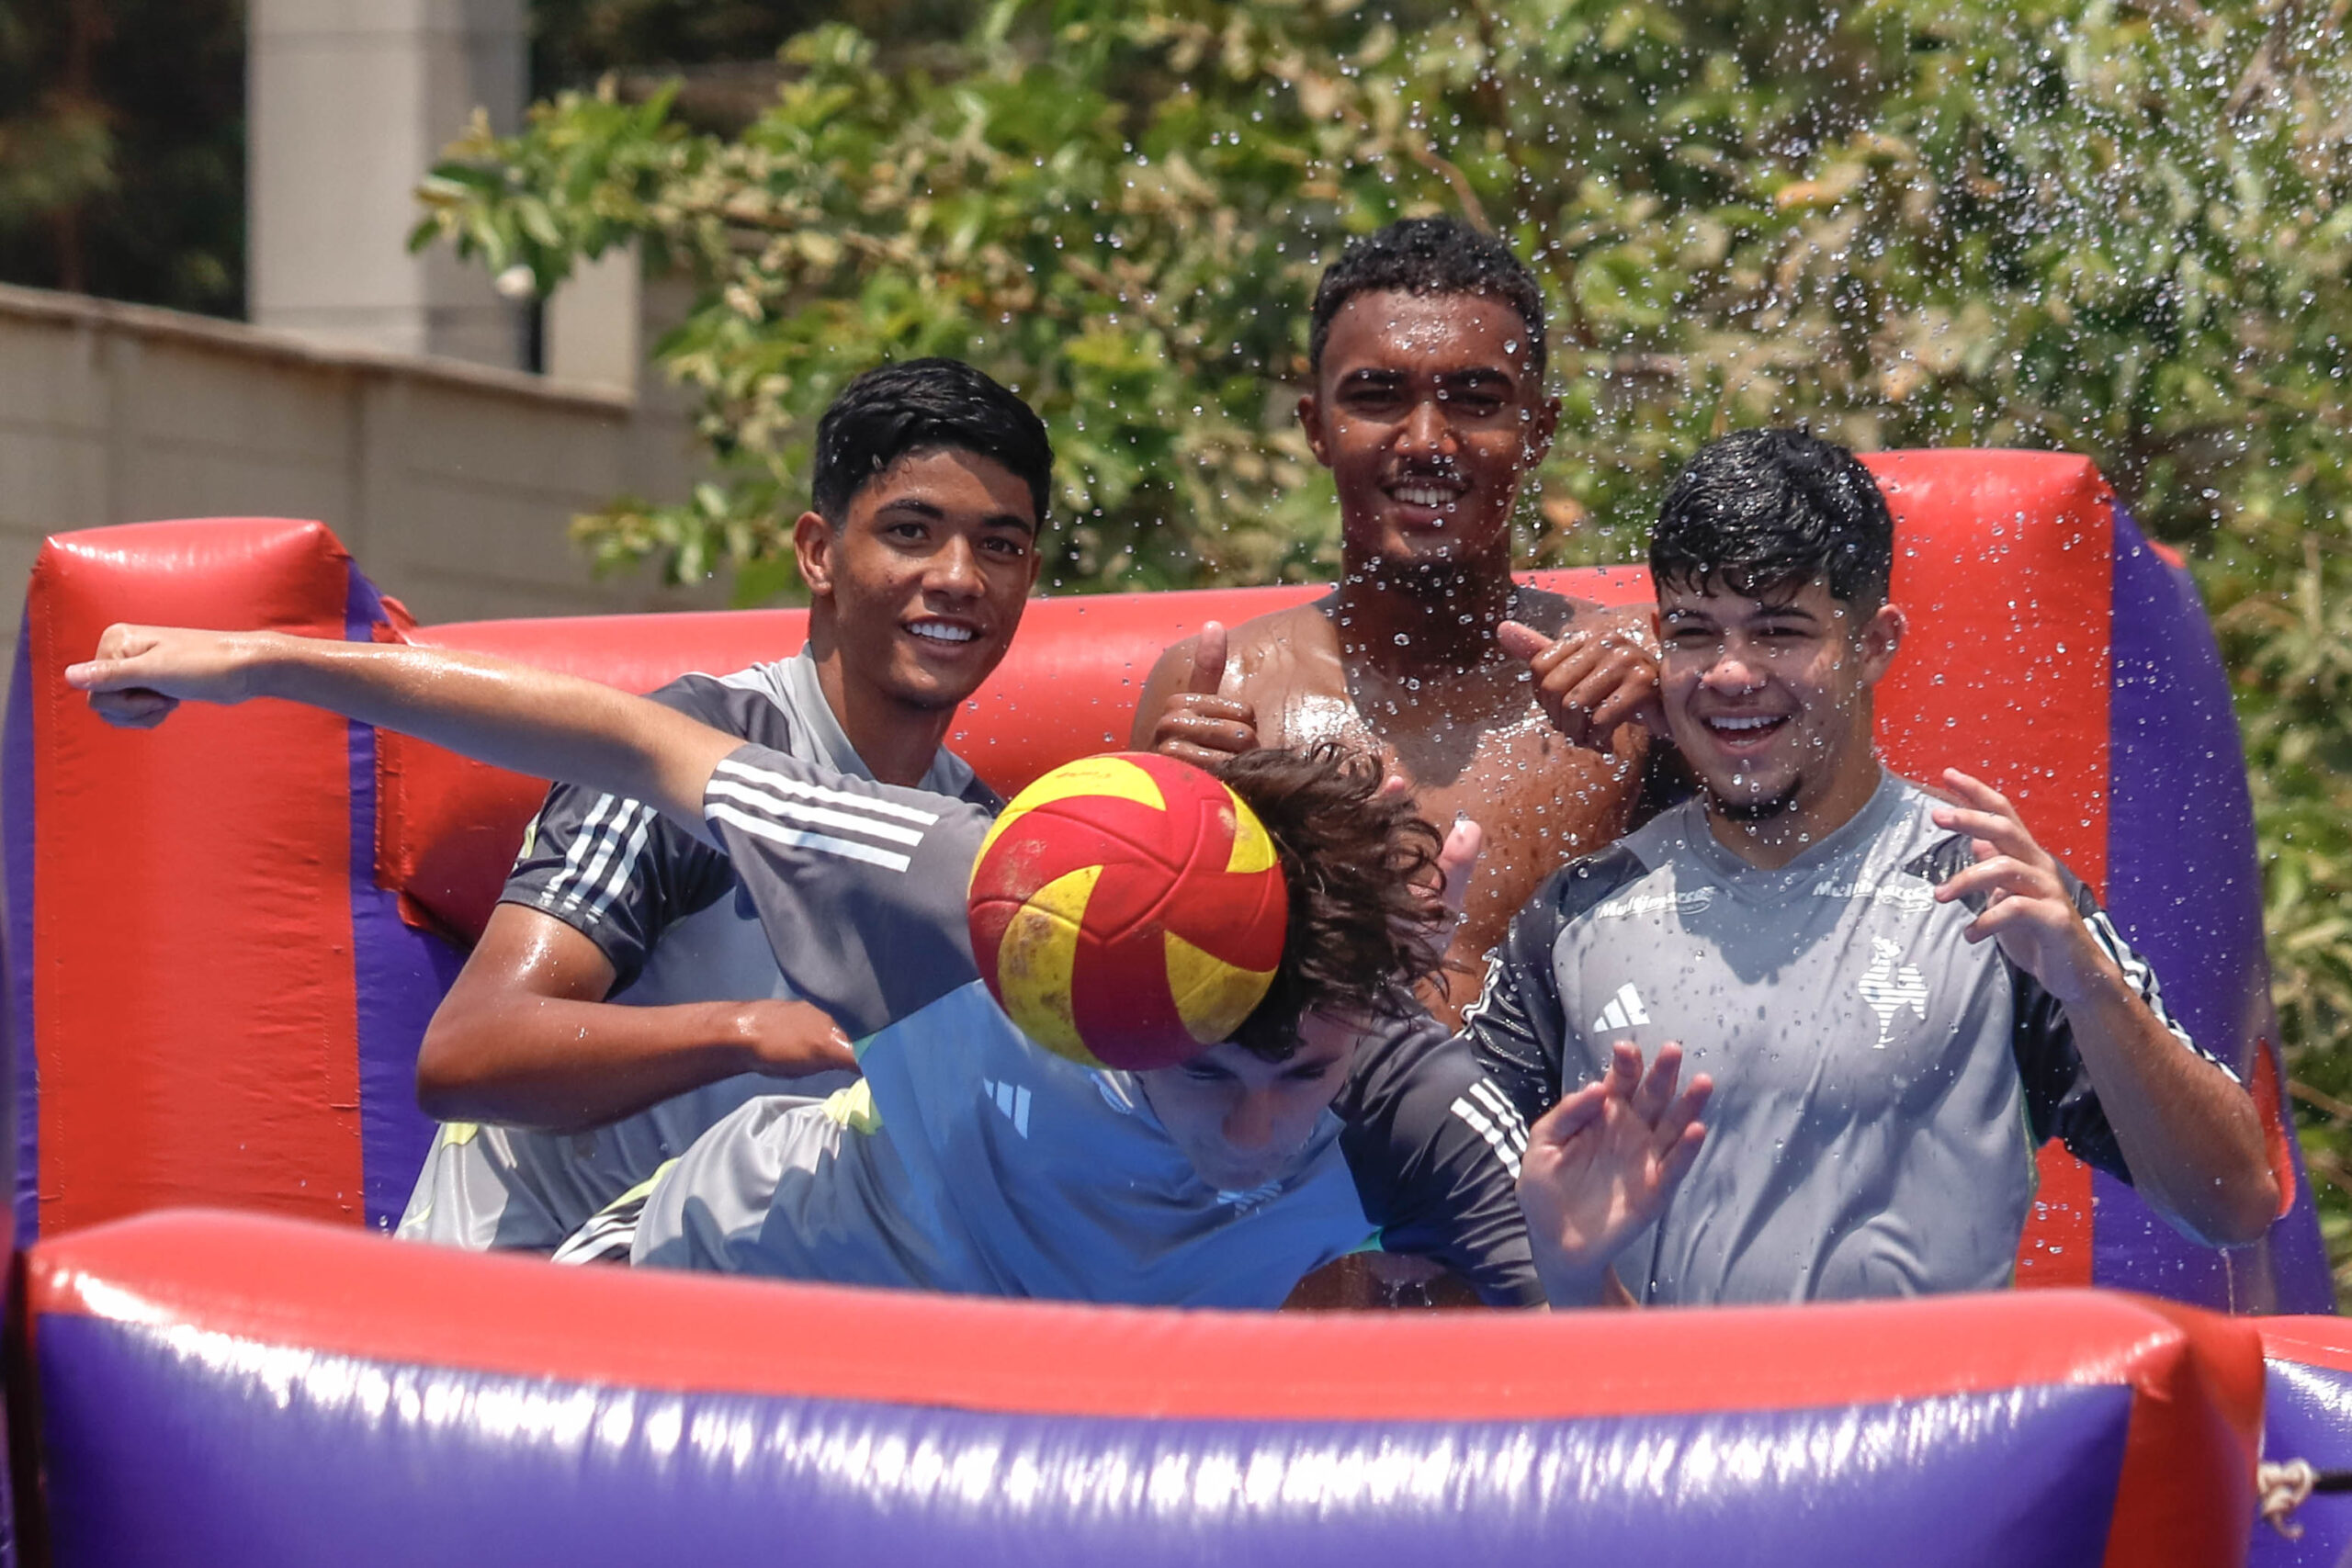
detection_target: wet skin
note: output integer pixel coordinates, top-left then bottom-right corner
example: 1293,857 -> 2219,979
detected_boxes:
1134,289 -> 1656,1021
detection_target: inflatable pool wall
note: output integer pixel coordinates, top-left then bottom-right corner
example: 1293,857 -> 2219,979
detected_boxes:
2,447 -> 2347,1565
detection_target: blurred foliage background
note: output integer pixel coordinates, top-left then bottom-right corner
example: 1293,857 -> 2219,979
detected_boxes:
4,0 -> 2344,1285
0,0 -> 243,313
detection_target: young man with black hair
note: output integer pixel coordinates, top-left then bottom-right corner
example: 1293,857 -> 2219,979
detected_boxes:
68,632 -> 1708,1305
1482,427 -> 2278,1308
1133,216 -> 1674,1305
1134,217 -> 1667,1022
400,356 -> 1053,1253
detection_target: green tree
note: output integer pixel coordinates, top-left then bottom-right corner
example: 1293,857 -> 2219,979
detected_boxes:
0,0 -> 244,315
418,0 -> 2352,1281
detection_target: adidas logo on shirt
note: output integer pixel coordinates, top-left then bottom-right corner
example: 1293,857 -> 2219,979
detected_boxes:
1591,982 -> 1651,1036
981,1077 -> 1032,1138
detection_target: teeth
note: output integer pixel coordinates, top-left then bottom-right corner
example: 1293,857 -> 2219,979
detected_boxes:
908,622 -> 976,644
1711,716 -> 1779,731
1394,485 -> 1459,508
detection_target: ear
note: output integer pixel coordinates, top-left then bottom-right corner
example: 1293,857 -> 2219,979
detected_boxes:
1521,392 -> 1562,469
793,511 -> 836,601
1858,602 -> 1906,684
1297,390 -> 1334,469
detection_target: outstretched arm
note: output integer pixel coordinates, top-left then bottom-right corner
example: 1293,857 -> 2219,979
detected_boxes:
67,625 -> 738,840
1931,768 -> 2278,1247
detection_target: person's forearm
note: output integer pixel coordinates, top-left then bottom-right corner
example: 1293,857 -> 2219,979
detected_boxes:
245,633 -> 729,833
417,995 -> 766,1132
2064,968 -> 2278,1247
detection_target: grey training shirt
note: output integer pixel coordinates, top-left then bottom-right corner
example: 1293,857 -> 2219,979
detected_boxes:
1463,771 -> 2230,1305
396,648 -> 995,1252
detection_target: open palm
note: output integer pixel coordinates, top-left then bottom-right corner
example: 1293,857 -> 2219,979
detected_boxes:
1517,1040 -> 1710,1305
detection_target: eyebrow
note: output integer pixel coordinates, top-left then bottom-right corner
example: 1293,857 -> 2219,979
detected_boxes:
1338,367 -> 1518,391
876,497 -> 1038,536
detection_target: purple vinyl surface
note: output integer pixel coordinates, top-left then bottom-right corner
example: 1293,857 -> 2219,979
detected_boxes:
2097,507 -> 2331,1312
39,1314 -> 2132,1568
342,567 -> 458,1230
6,619 -> 36,1247
2253,1358 -> 2352,1567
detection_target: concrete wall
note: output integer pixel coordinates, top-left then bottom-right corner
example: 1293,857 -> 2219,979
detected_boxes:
0,281 -> 721,692
248,0 -> 529,367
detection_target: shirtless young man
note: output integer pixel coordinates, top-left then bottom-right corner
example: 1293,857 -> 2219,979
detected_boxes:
1133,219 -> 1667,1024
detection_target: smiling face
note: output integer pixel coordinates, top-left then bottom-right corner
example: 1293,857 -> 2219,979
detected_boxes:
1136,1013 -> 1361,1193
1656,576 -> 1905,857
795,446 -> 1041,716
1298,289 -> 1558,574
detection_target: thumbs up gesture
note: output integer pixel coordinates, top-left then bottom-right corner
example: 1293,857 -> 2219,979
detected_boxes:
1134,620 -> 1262,770
1496,605 -> 1664,752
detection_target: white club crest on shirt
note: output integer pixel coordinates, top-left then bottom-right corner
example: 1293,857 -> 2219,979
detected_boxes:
1858,938 -> 1928,1047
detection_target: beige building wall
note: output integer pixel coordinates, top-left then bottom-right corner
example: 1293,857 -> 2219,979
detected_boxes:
0,281 -> 719,692
248,0 -> 529,367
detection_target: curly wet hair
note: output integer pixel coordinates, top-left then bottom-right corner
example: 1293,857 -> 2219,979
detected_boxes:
1213,743 -> 1450,1062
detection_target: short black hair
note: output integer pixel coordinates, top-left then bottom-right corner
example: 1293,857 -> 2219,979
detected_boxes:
809,358 -> 1054,526
1649,428 -> 1895,610
1307,217 -> 1546,382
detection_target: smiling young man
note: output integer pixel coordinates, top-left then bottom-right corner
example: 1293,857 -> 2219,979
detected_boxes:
398,357 -> 1050,1253
1132,219 -> 1675,1306
67,626 -> 1690,1307
1475,427 -> 2278,1307
1134,219 -> 1667,1022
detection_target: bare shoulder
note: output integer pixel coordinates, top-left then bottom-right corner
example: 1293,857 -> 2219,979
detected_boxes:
1225,595 -> 1338,664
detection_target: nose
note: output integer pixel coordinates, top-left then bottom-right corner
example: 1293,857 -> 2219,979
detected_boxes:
925,534 -> 985,600
1700,637 -> 1763,694
1396,395 -> 1455,457
1221,1088 -> 1280,1154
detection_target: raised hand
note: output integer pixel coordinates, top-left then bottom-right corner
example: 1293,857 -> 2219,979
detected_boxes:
1517,1040 -> 1711,1307
65,624 -> 275,728
1140,620 -> 1261,769
1928,769 -> 2112,1006
1497,608 -> 1662,751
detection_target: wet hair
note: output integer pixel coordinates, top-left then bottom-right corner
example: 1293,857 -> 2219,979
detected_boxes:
1307,216 -> 1547,382
809,357 -> 1054,527
1215,744 -> 1449,1062
1649,427 -> 1895,611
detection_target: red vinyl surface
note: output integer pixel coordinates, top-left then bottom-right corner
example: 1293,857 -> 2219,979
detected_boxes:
29,1208 -> 2259,1430
28,521 -> 366,1235
1865,450 -> 2115,1290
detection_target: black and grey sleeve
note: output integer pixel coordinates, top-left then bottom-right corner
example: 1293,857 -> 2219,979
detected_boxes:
1457,847 -> 1644,1126
1909,833 -> 2233,1183
700,743 -> 996,1039
1337,1014 -> 1544,1308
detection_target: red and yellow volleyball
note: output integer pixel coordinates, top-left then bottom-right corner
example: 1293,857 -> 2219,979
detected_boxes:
967,752 -> 1288,1071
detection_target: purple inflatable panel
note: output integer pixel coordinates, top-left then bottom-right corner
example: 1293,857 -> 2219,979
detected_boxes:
39,1314 -> 2131,1568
